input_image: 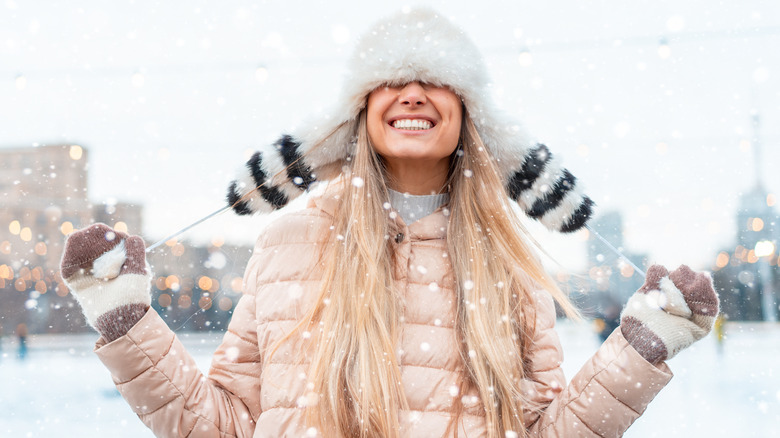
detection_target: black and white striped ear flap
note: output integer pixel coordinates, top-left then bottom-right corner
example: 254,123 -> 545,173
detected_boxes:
505,143 -> 594,233
227,134 -> 319,216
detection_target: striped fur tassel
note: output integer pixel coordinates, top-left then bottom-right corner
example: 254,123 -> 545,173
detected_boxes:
505,144 -> 594,233
226,135 -> 316,216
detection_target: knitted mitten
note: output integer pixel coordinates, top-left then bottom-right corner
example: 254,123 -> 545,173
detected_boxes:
60,223 -> 152,342
620,265 -> 719,364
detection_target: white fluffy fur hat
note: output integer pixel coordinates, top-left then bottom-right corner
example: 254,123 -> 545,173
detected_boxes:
228,7 -> 593,232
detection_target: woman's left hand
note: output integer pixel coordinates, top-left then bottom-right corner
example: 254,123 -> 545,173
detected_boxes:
620,265 -> 720,364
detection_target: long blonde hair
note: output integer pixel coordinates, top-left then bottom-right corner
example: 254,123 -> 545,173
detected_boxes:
276,109 -> 578,437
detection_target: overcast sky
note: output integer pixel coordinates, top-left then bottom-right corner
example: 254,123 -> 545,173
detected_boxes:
2,0 -> 779,272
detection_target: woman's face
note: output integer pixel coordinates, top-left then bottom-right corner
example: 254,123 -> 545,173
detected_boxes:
366,82 -> 462,188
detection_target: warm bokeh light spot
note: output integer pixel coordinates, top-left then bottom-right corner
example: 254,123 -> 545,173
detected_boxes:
69,145 -> 83,160
715,252 -> 730,269
0,241 -> 10,254
218,297 -> 233,312
751,217 -> 764,232
34,242 -> 47,256
198,276 -> 213,290
19,267 -> 31,281
114,221 -> 128,233
35,280 -> 47,294
165,275 -> 180,289
20,227 -> 32,242
620,264 -> 634,278
56,282 -> 69,297
9,220 -> 21,235
747,250 -> 758,264
230,277 -> 243,292
211,235 -> 225,247
155,277 -> 167,290
15,278 -> 26,291
60,221 -> 74,235
177,294 -> 192,309
171,243 -> 185,257
31,266 -> 43,281
0,264 -> 12,279
768,193 -> 776,207
158,293 -> 172,307
198,296 -> 212,310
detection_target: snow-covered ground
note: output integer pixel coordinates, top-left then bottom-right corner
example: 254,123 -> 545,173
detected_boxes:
1,321 -> 777,437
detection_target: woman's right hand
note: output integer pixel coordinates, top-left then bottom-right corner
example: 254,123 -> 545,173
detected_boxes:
60,223 -> 152,342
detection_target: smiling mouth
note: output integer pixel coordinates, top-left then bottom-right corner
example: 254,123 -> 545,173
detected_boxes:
391,119 -> 434,130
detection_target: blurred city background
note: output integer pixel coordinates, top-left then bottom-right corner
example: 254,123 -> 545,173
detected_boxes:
1,0 -> 779,436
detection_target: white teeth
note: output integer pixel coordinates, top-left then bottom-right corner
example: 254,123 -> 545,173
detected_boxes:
392,119 -> 432,130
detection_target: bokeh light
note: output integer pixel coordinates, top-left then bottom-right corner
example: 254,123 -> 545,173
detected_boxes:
177,294 -> 192,309
34,242 -> 47,256
114,221 -> 128,233
198,276 -> 213,291
218,297 -> 234,311
69,145 -> 83,160
715,252 -> 730,268
158,293 -> 172,307
60,221 -> 74,235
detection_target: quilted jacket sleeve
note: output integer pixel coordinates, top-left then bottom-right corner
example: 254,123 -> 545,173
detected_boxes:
525,291 -> 674,437
93,253 -> 265,438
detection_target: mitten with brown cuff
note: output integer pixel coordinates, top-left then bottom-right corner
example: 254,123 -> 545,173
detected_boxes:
620,264 -> 720,365
60,223 -> 152,342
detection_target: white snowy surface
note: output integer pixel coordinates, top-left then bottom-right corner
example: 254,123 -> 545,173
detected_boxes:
0,321 -> 777,437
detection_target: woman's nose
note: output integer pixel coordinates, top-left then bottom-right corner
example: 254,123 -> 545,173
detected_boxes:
398,82 -> 427,107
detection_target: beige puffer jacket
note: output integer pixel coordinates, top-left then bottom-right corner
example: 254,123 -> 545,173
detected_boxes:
94,191 -> 673,437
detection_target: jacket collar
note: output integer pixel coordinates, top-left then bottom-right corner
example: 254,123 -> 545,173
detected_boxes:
310,181 -> 449,241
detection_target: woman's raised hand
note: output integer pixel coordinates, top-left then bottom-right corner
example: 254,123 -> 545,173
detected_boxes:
60,223 -> 152,342
620,265 -> 720,364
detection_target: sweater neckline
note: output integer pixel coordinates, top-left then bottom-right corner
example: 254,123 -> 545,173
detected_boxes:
387,189 -> 449,225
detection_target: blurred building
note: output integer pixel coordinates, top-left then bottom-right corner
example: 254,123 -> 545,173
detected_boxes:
712,184 -> 779,321
0,144 -> 252,336
145,241 -> 251,332
712,114 -> 779,321
0,144 -> 127,335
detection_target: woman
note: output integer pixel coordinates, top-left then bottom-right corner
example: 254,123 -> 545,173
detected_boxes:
60,9 -> 718,437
